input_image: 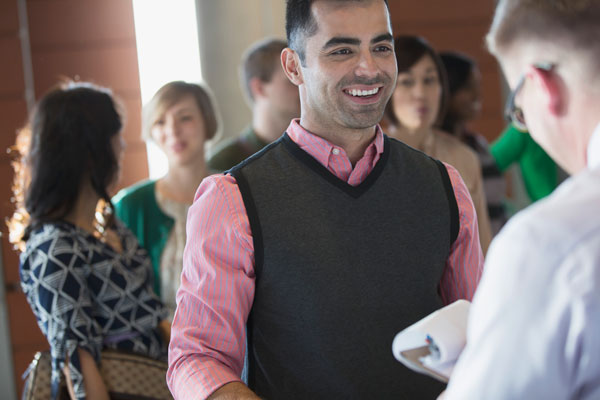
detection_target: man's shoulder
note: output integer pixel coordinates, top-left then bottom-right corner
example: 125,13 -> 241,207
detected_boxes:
208,129 -> 260,171
386,135 -> 436,162
501,169 -> 600,253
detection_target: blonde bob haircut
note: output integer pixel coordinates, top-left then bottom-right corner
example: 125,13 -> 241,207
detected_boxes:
142,81 -> 220,141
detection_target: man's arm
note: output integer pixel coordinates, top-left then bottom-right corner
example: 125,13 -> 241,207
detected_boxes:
167,175 -> 257,399
439,163 -> 485,304
208,382 -> 261,400
443,216 -> 599,399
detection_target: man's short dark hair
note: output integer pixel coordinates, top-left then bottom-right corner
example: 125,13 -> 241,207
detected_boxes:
286,0 -> 389,65
241,38 -> 288,103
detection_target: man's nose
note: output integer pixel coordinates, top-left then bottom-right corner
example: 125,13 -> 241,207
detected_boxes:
355,50 -> 379,78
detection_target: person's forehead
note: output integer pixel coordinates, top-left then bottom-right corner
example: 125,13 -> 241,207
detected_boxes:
309,0 -> 391,41
165,95 -> 199,114
498,56 -> 526,89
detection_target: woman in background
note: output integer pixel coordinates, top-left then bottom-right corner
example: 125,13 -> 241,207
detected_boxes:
440,51 -> 508,234
384,35 -> 492,254
113,81 -> 219,319
10,82 -> 168,400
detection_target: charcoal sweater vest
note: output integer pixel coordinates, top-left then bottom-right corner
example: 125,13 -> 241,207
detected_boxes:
229,133 -> 459,399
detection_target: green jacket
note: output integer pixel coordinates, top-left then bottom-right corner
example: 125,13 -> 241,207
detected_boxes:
491,124 -> 559,202
113,180 -> 173,296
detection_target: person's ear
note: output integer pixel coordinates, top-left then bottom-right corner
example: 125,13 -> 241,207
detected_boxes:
529,65 -> 562,117
249,77 -> 266,100
281,48 -> 303,86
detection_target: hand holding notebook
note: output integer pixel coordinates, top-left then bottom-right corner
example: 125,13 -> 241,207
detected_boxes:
391,300 -> 470,383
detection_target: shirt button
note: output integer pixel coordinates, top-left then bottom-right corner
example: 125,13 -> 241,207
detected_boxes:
332,148 -> 340,155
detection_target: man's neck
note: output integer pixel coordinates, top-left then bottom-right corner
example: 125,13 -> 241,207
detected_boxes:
299,117 -> 378,166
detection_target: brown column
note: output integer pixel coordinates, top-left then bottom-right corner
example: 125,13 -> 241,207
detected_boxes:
0,0 -> 148,395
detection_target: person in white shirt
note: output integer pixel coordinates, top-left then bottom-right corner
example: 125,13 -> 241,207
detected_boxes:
443,0 -> 600,399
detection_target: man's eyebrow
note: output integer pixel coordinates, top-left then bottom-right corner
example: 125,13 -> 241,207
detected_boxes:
322,37 -> 361,50
371,33 -> 393,44
321,33 -> 393,51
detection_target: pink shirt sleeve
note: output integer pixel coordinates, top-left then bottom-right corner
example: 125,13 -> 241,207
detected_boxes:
167,174 -> 255,399
439,162 -> 485,304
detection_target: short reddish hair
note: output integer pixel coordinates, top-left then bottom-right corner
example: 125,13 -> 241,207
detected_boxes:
487,0 -> 600,57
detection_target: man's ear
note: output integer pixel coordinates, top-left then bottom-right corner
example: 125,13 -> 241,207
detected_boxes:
281,48 -> 304,86
530,65 -> 563,117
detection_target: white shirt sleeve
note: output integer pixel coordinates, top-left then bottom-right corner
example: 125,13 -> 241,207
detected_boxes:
444,209 -> 600,400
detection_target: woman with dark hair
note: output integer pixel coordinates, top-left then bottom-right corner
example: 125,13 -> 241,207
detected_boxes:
113,81 -> 220,319
440,51 -> 508,234
10,82 -> 169,400
385,35 -> 492,254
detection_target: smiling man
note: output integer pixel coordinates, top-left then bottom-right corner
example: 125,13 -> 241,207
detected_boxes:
443,0 -> 600,399
167,1 -> 483,399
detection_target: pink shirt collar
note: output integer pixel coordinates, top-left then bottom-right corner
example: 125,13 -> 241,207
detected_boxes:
285,119 -> 385,185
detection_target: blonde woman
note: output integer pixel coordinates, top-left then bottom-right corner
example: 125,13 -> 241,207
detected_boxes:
113,81 -> 219,318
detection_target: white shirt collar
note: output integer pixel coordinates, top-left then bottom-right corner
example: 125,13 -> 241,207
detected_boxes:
588,123 -> 600,169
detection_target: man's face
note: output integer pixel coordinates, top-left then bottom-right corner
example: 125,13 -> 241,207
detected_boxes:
297,0 -> 397,134
501,55 -> 574,172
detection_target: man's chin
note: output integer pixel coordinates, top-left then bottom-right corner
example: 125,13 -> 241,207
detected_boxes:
341,110 -> 385,130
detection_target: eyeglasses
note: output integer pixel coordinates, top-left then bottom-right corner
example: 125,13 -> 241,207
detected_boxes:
504,74 -> 527,131
504,62 -> 554,132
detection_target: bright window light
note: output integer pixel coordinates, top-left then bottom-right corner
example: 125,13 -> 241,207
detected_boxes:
132,0 -> 202,179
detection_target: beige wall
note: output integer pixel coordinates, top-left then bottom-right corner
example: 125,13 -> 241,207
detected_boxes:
196,0 -> 286,147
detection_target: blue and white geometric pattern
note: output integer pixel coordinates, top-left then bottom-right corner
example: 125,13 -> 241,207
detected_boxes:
20,220 -> 167,400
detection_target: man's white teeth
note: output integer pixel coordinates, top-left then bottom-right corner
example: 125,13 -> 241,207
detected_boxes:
347,87 -> 379,97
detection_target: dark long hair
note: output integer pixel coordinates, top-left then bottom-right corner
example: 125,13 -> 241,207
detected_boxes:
10,82 -> 123,245
439,51 -> 477,134
384,35 -> 449,128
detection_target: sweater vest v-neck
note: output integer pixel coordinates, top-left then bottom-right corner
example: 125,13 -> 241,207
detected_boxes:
229,133 -> 458,399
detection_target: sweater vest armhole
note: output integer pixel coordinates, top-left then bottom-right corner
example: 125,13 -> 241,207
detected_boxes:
228,169 -> 264,274
433,160 -> 460,246
228,168 -> 260,388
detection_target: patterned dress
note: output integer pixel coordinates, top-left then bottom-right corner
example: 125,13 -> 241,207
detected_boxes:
20,220 -> 167,400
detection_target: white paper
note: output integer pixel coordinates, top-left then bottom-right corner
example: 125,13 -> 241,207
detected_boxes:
392,300 -> 470,380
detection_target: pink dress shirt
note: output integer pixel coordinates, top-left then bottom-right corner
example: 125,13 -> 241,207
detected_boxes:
167,120 -> 484,399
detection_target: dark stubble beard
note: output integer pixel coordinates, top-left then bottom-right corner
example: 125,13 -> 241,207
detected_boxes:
334,72 -> 394,129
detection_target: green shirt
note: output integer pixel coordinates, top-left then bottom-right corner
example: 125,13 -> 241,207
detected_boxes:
207,126 -> 271,172
491,124 -> 558,202
113,180 -> 174,296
